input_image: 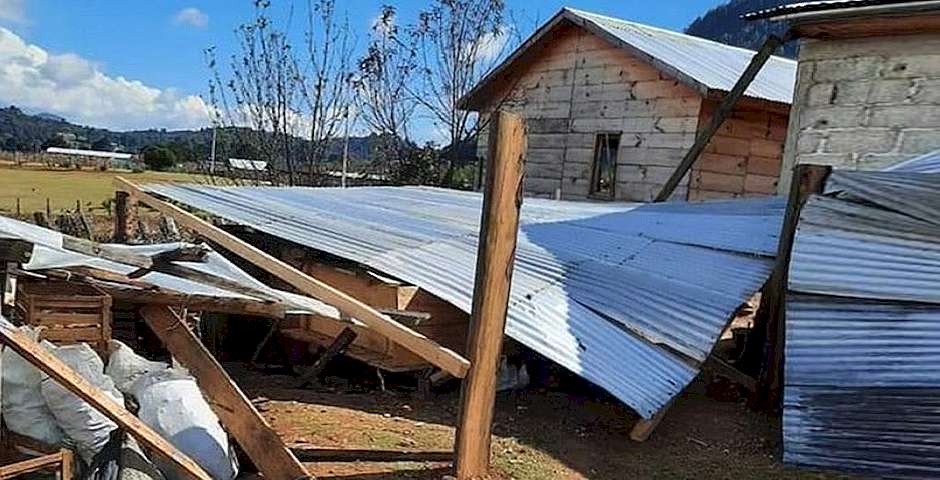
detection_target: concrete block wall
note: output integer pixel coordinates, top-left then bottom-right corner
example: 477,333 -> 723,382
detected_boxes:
780,33 -> 940,192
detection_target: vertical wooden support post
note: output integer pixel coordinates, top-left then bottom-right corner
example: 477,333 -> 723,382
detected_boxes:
113,191 -> 131,243
454,111 -> 526,480
753,163 -> 830,412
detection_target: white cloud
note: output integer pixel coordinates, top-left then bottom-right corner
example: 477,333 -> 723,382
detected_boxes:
0,0 -> 26,24
173,7 -> 208,29
0,27 -> 210,130
473,28 -> 510,64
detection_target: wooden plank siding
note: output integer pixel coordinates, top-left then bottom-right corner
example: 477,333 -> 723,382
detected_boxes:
688,100 -> 788,200
474,22 -> 789,202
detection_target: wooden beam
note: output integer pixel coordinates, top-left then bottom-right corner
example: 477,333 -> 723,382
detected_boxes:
140,306 -> 312,480
29,267 -> 286,318
291,447 -> 453,463
114,176 -> 471,379
654,31 -> 793,202
0,324 -> 212,480
455,111 -> 526,480
629,400 -> 674,442
754,164 -> 831,412
0,450 -> 69,479
296,327 -> 358,387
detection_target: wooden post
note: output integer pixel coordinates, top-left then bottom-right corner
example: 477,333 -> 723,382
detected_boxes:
654,32 -> 792,202
296,327 -> 358,387
454,110 -> 526,480
140,306 -> 312,480
753,164 -> 830,412
114,191 -> 131,243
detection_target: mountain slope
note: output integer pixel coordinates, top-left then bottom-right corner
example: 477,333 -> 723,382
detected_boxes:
685,0 -> 797,58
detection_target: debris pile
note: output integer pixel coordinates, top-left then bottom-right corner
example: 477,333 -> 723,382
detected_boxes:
1,320 -> 237,480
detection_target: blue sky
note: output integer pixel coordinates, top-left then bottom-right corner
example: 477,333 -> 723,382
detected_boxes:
0,0 -> 722,136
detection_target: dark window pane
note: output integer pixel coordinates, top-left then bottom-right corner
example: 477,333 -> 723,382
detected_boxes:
590,133 -> 620,198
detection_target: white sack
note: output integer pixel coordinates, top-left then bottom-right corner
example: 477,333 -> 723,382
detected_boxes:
41,343 -> 123,463
132,369 -> 236,480
0,321 -> 64,448
106,340 -> 168,395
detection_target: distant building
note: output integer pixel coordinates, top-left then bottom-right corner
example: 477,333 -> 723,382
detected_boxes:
45,147 -> 139,170
228,158 -> 268,171
462,7 -> 797,202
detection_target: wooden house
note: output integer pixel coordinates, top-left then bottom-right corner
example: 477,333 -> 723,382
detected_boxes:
462,8 -> 798,202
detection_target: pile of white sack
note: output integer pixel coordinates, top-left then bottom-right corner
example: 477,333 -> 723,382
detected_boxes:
1,320 -> 238,480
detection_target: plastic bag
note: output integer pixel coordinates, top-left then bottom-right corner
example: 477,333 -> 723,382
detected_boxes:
132,369 -> 237,480
106,340 -> 168,395
0,321 -> 64,449
41,343 -> 123,463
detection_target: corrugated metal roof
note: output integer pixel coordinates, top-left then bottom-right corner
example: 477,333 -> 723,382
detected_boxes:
142,184 -> 784,418
566,9 -> 797,104
786,169 -> 940,479
885,148 -> 940,173
462,7 -> 796,108
0,214 -> 338,318
45,147 -> 133,159
744,0 -> 940,21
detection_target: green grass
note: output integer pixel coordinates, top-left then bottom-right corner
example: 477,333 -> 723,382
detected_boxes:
0,166 -> 201,215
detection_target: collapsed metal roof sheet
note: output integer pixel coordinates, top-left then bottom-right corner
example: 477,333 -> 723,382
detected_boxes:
786,169 -> 940,478
0,214 -> 339,318
885,148 -> 940,173
142,184 -> 784,418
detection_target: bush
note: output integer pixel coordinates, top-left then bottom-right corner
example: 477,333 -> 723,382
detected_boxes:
141,145 -> 177,171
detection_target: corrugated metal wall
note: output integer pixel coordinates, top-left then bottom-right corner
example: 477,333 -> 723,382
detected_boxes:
786,169 -> 940,478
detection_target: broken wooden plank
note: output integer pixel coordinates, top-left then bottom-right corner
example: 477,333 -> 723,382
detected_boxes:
0,450 -> 70,479
28,267 -> 287,318
115,176 -> 471,379
654,32 -> 793,202
0,323 -> 212,480
703,355 -> 757,394
140,306 -> 311,480
455,110 -> 526,480
291,447 -> 453,463
296,327 -> 358,387
630,400 -> 675,442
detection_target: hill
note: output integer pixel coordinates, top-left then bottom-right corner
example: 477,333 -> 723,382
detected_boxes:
0,105 -> 377,166
685,0 -> 798,58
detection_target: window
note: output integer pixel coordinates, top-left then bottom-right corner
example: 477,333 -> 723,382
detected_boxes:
590,133 -> 620,199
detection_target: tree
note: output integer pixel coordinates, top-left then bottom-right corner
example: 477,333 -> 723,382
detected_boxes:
410,0 -> 515,183
354,5 -> 419,176
207,0 -> 356,186
41,135 -> 68,149
141,145 -> 177,171
91,136 -> 113,151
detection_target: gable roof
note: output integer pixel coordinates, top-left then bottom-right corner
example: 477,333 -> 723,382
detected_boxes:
461,7 -> 797,110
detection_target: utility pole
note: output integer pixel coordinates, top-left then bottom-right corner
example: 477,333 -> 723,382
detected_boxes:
341,106 -> 351,188
209,126 -> 218,175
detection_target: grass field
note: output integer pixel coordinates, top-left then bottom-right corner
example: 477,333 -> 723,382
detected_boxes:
0,166 -> 201,215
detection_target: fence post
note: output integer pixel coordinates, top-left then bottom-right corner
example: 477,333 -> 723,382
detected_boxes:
454,110 -> 526,480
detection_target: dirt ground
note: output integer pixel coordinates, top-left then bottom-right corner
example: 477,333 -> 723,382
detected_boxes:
227,364 -> 851,480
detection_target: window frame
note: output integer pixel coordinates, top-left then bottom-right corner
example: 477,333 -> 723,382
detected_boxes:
588,131 -> 621,200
